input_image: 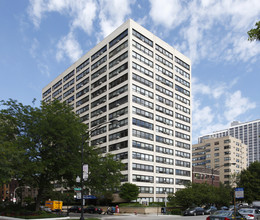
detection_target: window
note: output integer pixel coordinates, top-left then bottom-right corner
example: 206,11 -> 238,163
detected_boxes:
156,146 -> 173,155
109,140 -> 128,151
91,66 -> 107,80
133,118 -> 153,130
175,103 -> 190,114
133,73 -> 153,88
132,62 -> 153,78
109,29 -> 128,48
109,107 -> 128,120
109,63 -> 128,79
175,65 -> 190,79
76,59 -> 89,73
76,78 -> 89,90
109,40 -> 128,58
175,75 -> 190,88
109,95 -> 128,110
175,160 -> 190,168
176,150 -> 190,159
156,94 -> 173,107
109,129 -> 128,141
91,45 -> 107,62
132,106 -> 153,119
132,29 -> 153,47
156,135 -> 174,146
109,85 -> 128,100
133,163 -> 154,172
133,95 -> 153,109
155,64 -> 173,78
133,84 -> 153,99
76,87 -> 89,99
156,74 -> 173,88
156,125 -> 173,136
132,51 -> 153,68
175,57 -> 190,70
133,140 -> 153,151
155,105 -> 173,116
91,55 -> 107,71
175,141 -> 190,150
63,70 -> 74,82
175,85 -> 190,96
133,174 -> 154,183
175,122 -> 190,132
156,54 -> 173,69
109,52 -> 128,69
155,44 -> 173,59
132,40 -> 153,57
76,96 -> 89,107
156,115 -> 173,126
132,129 -> 153,141
175,131 -> 190,141
156,156 -> 173,165
156,166 -> 173,174
156,84 -> 173,97
175,94 -> 190,106
109,73 -> 128,89
52,80 -> 62,91
175,169 -> 190,176
132,152 -> 153,162
175,112 -> 190,123
92,85 -> 107,99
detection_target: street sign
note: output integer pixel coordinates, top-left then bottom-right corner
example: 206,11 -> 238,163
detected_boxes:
83,164 -> 88,180
74,187 -> 81,191
76,192 -> 81,199
235,187 -> 244,199
83,195 -> 97,199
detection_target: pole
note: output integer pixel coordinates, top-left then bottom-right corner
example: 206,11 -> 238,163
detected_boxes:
80,135 -> 84,220
234,190 -> 236,219
211,168 -> 214,185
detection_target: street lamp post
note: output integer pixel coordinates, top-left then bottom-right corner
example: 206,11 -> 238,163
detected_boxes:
79,119 -> 118,220
13,186 -> 30,204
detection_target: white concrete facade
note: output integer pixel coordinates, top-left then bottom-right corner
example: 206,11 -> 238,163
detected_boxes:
42,19 -> 192,202
198,120 -> 260,165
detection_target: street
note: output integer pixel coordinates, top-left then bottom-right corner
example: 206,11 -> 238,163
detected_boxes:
69,213 -> 209,220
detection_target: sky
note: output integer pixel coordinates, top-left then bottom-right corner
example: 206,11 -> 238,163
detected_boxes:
0,0 -> 259,143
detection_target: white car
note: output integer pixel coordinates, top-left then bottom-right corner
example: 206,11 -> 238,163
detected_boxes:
239,208 -> 260,220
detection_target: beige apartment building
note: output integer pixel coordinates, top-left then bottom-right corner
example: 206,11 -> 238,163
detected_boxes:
42,19 -> 192,202
192,136 -> 247,185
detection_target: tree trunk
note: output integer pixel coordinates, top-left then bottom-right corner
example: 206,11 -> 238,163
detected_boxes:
35,187 -> 43,211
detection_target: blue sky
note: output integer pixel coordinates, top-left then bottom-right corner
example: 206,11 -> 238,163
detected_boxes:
0,0 -> 259,143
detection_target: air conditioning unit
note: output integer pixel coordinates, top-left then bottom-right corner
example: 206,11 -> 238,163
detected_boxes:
116,136 -> 120,139
116,103 -> 120,106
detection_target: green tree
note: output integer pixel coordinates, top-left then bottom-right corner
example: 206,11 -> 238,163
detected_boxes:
237,161 -> 260,203
119,183 -> 139,202
168,182 -> 233,209
0,99 -> 124,211
248,21 -> 260,41
0,99 -> 86,211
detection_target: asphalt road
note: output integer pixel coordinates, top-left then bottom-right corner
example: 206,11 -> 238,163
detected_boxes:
69,213 -> 209,220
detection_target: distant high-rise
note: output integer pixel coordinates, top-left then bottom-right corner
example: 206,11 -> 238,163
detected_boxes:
198,120 -> 260,164
193,136 -> 247,186
42,19 -> 192,202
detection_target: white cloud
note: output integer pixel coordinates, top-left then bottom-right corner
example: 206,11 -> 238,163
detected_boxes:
56,32 -> 83,62
149,0 -> 187,29
98,0 -> 133,39
149,0 -> 260,64
224,90 -> 256,121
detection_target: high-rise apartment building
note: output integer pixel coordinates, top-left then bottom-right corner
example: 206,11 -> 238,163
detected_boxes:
198,120 -> 260,164
193,136 -> 247,185
42,19 -> 192,202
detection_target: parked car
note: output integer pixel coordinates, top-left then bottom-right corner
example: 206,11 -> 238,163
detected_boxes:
221,206 -> 229,210
239,208 -> 260,220
68,206 -> 82,213
183,207 -> 205,216
206,210 -> 246,220
205,206 -> 218,214
85,206 -> 103,214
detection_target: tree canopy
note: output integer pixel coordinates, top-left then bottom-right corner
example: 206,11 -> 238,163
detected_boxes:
168,182 -> 232,209
0,99 -> 123,210
119,183 -> 139,202
248,21 -> 260,41
237,161 -> 260,203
